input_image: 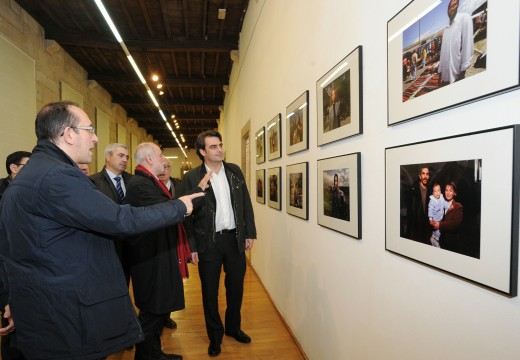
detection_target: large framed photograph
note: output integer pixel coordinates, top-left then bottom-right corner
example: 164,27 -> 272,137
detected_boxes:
255,127 -> 265,164
286,162 -> 308,220
267,167 -> 282,210
317,46 -> 363,146
267,114 -> 281,160
386,126 -> 520,296
286,91 -> 309,155
256,169 -> 265,204
317,153 -> 361,239
388,0 -> 520,125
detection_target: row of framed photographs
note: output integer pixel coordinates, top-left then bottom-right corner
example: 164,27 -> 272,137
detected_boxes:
255,153 -> 362,240
254,126 -> 520,297
255,46 -> 363,165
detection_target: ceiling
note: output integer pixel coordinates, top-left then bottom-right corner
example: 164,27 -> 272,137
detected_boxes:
16,0 -> 249,149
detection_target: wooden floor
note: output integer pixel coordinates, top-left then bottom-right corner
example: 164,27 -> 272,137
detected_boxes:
108,262 -> 305,360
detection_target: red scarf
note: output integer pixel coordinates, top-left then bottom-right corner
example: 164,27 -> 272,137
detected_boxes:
135,165 -> 192,278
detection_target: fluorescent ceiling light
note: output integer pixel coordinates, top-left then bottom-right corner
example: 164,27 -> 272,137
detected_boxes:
93,0 -> 123,42
127,55 -> 146,84
147,89 -> 159,107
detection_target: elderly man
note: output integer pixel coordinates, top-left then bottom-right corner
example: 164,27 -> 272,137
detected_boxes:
0,101 -> 203,360
126,143 -> 211,360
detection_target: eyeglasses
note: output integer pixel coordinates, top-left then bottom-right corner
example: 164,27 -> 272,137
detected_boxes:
72,125 -> 96,134
15,163 -> 26,167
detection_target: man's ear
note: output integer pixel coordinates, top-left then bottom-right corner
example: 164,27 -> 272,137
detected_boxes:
8,163 -> 17,175
62,127 -> 76,146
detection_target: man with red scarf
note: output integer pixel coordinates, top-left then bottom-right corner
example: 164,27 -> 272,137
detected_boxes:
125,142 -> 210,360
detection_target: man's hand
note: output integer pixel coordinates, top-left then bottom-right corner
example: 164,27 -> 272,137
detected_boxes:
197,170 -> 213,191
245,239 -> 255,251
178,193 -> 205,216
191,252 -> 199,265
0,305 -> 15,336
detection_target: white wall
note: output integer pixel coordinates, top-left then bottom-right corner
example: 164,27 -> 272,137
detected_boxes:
222,1 -> 520,359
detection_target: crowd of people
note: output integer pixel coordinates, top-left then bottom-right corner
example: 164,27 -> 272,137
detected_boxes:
0,101 -> 257,359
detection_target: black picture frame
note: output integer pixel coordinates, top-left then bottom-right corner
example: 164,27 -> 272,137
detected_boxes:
317,46 -> 363,146
267,166 -> 282,210
286,91 -> 309,155
387,0 -> 520,125
286,162 -> 308,220
267,114 -> 282,161
256,169 -> 265,204
317,152 -> 362,239
385,125 -> 520,296
255,127 -> 265,164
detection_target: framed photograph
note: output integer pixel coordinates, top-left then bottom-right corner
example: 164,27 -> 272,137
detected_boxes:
286,91 -> 309,155
255,127 -> 265,164
317,153 -> 361,239
386,126 -> 520,296
317,46 -> 363,146
267,167 -> 282,210
267,114 -> 282,160
388,0 -> 520,125
256,169 -> 265,204
286,162 -> 308,220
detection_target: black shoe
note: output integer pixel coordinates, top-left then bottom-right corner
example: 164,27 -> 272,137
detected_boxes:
164,317 -> 177,329
154,352 -> 182,360
208,341 -> 221,356
225,329 -> 251,343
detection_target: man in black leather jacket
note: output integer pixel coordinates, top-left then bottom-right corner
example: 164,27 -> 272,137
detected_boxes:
182,130 -> 256,357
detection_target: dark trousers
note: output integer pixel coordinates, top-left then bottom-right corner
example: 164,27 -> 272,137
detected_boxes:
134,310 -> 167,360
198,232 -> 246,343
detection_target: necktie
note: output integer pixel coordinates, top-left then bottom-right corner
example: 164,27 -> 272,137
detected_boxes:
114,176 -> 125,204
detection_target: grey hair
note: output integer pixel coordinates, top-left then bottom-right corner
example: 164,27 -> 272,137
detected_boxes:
104,143 -> 128,157
134,142 -> 158,165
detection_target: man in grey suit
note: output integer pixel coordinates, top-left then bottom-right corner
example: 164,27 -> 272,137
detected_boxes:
90,143 -> 132,284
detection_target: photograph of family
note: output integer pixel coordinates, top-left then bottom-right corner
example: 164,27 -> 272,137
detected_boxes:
401,0 -> 487,102
400,160 -> 482,259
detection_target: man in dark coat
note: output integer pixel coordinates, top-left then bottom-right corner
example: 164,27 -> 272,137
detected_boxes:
183,130 -> 257,357
125,143 -> 211,360
0,151 -> 31,201
0,101 -> 203,360
90,142 -> 133,285
407,166 -> 432,244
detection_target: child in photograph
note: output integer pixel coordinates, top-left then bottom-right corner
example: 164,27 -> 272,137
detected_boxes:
428,183 -> 448,247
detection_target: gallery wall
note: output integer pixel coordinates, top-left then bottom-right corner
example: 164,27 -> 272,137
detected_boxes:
221,0 -> 520,359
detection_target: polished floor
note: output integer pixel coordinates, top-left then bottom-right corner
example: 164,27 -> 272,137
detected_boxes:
108,261 -> 305,359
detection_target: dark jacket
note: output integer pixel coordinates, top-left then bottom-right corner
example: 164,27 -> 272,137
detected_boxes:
90,167 -> 133,205
125,169 -> 184,314
0,140 -> 188,360
0,176 -> 11,201
182,162 -> 256,259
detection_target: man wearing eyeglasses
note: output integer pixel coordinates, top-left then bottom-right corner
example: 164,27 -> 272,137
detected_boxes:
0,101 -> 205,360
0,151 -> 31,201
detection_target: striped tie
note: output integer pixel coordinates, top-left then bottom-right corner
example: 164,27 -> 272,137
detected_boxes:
114,176 -> 125,204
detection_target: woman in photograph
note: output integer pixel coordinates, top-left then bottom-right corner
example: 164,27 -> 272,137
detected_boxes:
431,181 -> 463,251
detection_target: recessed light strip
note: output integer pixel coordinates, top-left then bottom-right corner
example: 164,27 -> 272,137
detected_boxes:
93,0 -> 187,158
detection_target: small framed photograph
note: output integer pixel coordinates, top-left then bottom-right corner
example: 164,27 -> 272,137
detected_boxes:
317,153 -> 361,239
388,0 -> 520,125
267,167 -> 282,210
267,114 -> 282,160
386,126 -> 520,296
286,162 -> 308,220
255,127 -> 265,164
256,169 -> 265,204
317,46 -> 363,146
286,91 -> 309,155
